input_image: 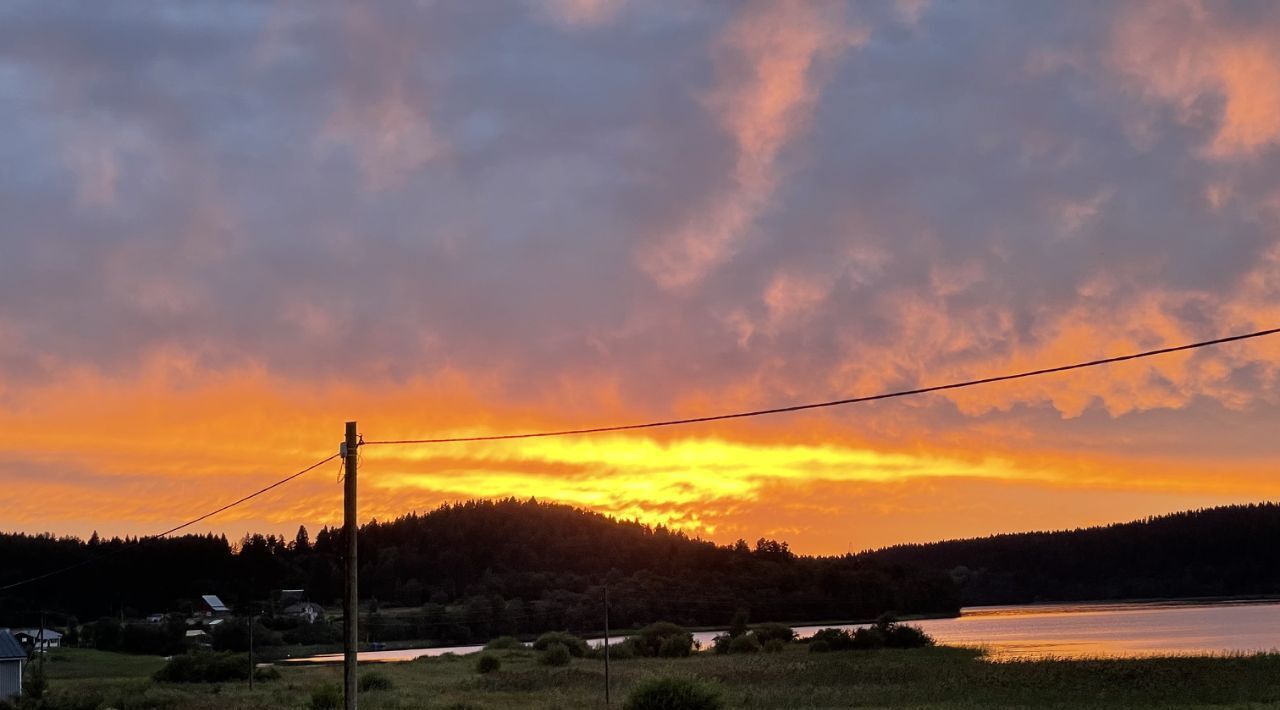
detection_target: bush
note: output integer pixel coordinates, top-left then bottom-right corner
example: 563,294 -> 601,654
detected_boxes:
632,622 -> 694,658
850,627 -> 886,649
540,642 -> 572,667
484,635 -> 523,651
25,660 -> 48,699
727,634 -> 761,655
751,623 -> 795,644
533,631 -> 587,657
763,639 -> 786,654
254,665 -> 281,681
803,622 -> 933,652
359,670 -> 394,692
310,683 -> 342,710
153,651 -> 249,683
885,623 -> 933,648
808,628 -> 852,651
808,639 -> 832,653
624,677 -> 724,710
589,641 -> 636,661
476,653 -> 501,674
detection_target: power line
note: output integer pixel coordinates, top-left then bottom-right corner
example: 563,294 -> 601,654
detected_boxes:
362,326 -> 1280,446
0,452 -> 339,592
152,453 -> 339,538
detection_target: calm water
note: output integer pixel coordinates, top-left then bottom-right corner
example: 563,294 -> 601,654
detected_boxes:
284,599 -> 1280,663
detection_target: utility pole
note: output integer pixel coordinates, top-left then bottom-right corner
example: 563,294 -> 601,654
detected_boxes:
603,585 -> 610,708
343,421 -> 359,710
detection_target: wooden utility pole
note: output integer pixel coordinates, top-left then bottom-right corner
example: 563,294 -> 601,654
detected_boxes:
603,585 -> 611,708
343,421 -> 359,710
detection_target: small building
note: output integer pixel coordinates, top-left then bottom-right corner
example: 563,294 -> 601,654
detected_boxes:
0,630 -> 25,701
278,589 -> 305,606
283,602 -> 325,624
11,628 -> 61,652
198,595 -> 230,617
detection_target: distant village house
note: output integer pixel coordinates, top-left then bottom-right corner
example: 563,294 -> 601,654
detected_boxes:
10,628 -> 61,652
0,630 -> 25,701
198,594 -> 230,617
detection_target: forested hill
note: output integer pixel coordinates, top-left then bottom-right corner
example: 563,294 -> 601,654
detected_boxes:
863,503 -> 1280,606
0,499 -> 957,634
8,500 -> 1278,634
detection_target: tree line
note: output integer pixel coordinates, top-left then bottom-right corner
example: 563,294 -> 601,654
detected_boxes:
0,498 -> 958,642
865,502 -> 1280,605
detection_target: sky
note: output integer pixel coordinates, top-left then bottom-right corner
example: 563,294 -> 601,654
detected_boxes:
2,0 -> 1280,554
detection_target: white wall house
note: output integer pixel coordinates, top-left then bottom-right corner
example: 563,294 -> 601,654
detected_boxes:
12,628 -> 61,652
0,630 -> 25,701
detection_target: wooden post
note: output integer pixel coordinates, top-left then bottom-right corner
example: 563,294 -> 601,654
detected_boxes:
603,585 -> 610,708
343,421 -> 359,710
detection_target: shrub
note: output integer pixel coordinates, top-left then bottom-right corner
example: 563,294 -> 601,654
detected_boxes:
633,622 -> 694,658
808,639 -> 832,653
624,677 -> 724,710
540,642 -> 572,667
25,660 -> 48,699
254,665 -> 281,681
727,634 -> 761,655
885,623 -> 934,649
310,683 -> 342,710
153,652 -> 249,683
763,639 -> 786,654
484,635 -> 523,651
850,627 -> 886,650
808,628 -> 852,651
751,623 -> 795,644
359,670 -> 394,692
590,641 -> 636,661
476,653 -> 501,674
533,631 -> 587,657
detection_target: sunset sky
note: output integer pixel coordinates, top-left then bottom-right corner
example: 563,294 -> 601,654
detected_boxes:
3,0 -> 1280,554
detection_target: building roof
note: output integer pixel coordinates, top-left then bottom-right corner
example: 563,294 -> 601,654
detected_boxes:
201,595 -> 230,612
0,631 -> 25,660
13,628 -> 62,640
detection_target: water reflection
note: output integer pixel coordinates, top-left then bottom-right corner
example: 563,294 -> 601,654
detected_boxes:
284,599 -> 1280,663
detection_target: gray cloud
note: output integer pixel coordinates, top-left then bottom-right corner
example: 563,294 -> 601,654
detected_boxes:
0,0 -> 1278,437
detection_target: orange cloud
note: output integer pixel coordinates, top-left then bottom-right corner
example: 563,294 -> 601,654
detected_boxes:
1111,0 -> 1280,156
638,1 -> 866,289
318,6 -> 440,190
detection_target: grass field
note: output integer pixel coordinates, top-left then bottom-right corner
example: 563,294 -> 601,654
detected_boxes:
22,645 -> 1280,709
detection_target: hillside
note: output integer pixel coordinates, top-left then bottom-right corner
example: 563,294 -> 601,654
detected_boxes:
8,500 -> 1279,640
0,499 -> 957,639
864,503 -> 1280,605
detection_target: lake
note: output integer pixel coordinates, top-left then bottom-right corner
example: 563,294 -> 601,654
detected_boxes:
283,599 -> 1280,663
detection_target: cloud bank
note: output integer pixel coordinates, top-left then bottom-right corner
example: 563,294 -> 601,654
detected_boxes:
1,0 -> 1278,552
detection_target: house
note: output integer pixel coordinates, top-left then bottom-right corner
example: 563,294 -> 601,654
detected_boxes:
197,595 -> 230,617
11,628 -> 61,652
278,589 -> 305,606
0,630 -> 25,700
283,602 -> 325,624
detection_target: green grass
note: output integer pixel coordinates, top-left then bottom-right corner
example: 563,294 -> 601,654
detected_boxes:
28,645 -> 1280,709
